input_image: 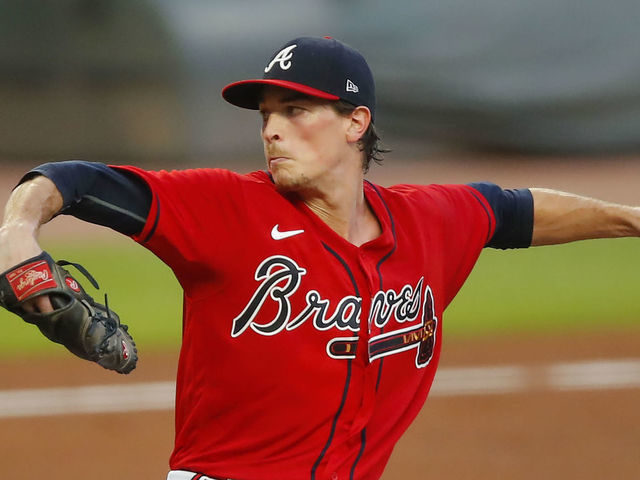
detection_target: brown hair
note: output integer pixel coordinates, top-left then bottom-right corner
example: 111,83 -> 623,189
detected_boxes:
332,100 -> 390,173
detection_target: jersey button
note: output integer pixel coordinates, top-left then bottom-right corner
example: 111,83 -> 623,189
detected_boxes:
331,473 -> 338,480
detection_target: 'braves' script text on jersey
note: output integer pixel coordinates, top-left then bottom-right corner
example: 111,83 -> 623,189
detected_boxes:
232,255 -> 438,368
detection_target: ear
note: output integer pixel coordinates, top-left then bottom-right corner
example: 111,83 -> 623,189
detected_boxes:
345,106 -> 371,144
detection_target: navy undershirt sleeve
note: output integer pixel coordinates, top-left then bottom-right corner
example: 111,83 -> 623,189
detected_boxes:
467,182 -> 534,249
22,160 -> 151,236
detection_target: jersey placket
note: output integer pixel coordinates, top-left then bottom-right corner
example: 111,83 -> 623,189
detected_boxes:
313,244 -> 383,480
310,189 -> 395,479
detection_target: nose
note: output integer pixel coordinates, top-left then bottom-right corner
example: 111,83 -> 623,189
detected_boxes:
262,113 -> 282,143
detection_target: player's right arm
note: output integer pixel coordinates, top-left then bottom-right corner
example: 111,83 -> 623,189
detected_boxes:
0,161 -> 152,310
0,175 -> 63,312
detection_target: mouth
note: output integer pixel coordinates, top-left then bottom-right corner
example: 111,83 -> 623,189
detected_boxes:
268,156 -> 289,168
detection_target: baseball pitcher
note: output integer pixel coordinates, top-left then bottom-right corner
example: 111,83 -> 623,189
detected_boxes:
1,36 -> 639,480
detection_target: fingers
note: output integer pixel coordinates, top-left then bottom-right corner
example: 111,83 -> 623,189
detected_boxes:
36,295 -> 54,313
22,296 -> 54,314
22,301 -> 35,313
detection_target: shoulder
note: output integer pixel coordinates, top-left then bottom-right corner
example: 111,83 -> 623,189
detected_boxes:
112,166 -> 274,192
372,181 -> 484,207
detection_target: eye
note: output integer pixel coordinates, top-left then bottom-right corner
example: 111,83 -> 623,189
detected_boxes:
285,105 -> 304,116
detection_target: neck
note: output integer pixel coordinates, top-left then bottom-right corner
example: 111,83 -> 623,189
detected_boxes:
300,171 -> 381,247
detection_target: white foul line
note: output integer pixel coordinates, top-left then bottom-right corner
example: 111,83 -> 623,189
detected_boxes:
1,359 -> 640,419
0,382 -> 175,419
547,359 -> 640,391
430,366 -> 530,396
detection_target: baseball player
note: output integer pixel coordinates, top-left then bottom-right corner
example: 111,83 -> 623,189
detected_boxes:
1,36 -> 639,480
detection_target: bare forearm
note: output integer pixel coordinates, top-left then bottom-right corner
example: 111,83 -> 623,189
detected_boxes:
0,176 -> 63,271
2,176 -> 62,231
530,188 -> 640,246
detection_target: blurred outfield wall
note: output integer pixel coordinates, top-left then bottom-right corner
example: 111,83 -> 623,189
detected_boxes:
2,0 -> 640,164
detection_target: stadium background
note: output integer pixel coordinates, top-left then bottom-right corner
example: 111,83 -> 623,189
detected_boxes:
1,1 -> 639,478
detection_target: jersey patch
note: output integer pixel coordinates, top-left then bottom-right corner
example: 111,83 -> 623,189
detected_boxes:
367,287 -> 437,368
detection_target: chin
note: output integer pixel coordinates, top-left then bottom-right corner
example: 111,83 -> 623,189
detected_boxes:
271,170 -> 310,193
273,178 -> 300,193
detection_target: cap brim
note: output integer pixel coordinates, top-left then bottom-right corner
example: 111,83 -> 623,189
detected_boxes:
222,79 -> 340,110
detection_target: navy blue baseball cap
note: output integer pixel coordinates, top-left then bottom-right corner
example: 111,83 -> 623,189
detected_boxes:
222,36 -> 376,122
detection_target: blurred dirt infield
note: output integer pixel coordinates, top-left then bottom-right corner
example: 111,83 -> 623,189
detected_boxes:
1,334 -> 639,480
0,155 -> 639,479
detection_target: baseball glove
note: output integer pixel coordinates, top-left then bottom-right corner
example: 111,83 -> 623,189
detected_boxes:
0,251 -> 137,374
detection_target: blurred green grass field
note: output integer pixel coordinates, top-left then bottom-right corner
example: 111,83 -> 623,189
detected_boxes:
0,238 -> 183,357
446,237 -> 639,336
0,237 -> 638,357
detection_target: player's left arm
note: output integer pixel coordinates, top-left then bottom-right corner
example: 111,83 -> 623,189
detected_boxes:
530,188 -> 640,246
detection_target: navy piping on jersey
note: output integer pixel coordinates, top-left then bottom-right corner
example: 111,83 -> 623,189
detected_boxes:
366,181 -> 398,393
366,181 -> 398,286
311,243 -> 361,480
310,357 -> 353,480
141,193 -> 161,244
321,243 -> 361,298
350,428 -> 368,480
465,188 -> 495,245
467,182 -> 534,249
343,182 -> 397,478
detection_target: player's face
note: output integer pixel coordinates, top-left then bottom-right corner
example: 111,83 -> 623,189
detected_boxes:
259,86 -> 353,193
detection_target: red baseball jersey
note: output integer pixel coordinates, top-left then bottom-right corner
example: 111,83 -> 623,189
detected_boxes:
115,166 -> 495,480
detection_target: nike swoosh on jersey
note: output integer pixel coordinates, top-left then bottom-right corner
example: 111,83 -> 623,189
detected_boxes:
271,224 -> 305,240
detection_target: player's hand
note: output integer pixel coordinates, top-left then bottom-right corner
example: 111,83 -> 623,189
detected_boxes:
0,250 -> 138,373
20,295 -> 54,314
0,225 -> 54,313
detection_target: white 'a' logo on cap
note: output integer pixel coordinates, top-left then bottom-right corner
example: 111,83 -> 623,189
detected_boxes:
265,44 -> 298,73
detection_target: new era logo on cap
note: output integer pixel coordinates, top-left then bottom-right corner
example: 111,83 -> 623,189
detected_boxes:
222,36 -> 376,122
346,79 -> 359,93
